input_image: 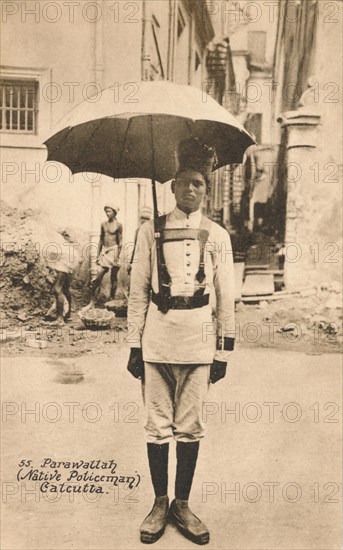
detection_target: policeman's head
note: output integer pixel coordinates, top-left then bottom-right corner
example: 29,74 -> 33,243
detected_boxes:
172,138 -> 217,213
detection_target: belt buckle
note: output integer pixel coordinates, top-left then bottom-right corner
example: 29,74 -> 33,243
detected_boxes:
172,296 -> 190,309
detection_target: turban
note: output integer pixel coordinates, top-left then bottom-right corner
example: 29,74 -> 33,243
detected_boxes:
104,204 -> 120,214
176,137 -> 218,180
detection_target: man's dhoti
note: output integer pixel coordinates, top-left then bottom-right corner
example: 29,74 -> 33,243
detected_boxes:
97,245 -> 119,269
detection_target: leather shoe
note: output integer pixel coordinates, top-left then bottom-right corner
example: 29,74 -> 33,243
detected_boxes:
169,499 -> 210,545
140,496 -> 169,543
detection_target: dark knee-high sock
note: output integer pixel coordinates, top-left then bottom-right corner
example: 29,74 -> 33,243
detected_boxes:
147,443 -> 169,497
175,441 -> 200,501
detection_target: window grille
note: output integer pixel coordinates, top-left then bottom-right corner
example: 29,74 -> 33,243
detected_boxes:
0,80 -> 38,133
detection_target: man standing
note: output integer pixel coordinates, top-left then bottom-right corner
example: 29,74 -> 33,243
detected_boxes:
89,204 -> 122,307
45,229 -> 79,325
127,206 -> 153,275
127,139 -> 235,545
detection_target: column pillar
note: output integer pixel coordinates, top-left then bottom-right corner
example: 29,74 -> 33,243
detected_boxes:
277,82 -> 321,289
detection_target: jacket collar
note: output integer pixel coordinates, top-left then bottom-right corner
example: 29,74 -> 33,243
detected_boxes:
173,206 -> 202,222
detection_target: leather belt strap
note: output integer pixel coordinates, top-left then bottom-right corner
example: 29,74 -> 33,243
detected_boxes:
152,292 -> 209,310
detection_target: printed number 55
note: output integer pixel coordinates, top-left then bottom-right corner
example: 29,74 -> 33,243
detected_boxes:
18,459 -> 32,467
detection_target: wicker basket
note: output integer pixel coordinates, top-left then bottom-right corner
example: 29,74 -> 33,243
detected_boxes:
78,308 -> 115,330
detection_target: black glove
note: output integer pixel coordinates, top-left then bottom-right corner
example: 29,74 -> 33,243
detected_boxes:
127,348 -> 144,380
210,360 -> 227,384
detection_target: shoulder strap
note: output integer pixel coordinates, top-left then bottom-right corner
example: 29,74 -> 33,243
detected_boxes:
155,215 -> 168,274
154,215 -> 171,310
195,216 -> 212,289
155,214 -> 167,232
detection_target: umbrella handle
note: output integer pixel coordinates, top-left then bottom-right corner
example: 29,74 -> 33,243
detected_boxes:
150,119 -> 165,308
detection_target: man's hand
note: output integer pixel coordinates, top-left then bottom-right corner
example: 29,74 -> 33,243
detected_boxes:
127,348 -> 144,380
210,360 -> 227,384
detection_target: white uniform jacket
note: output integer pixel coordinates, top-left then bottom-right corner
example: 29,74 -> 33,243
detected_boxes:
127,207 -> 235,364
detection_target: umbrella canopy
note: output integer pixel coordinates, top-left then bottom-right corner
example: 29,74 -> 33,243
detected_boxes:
44,81 -> 255,184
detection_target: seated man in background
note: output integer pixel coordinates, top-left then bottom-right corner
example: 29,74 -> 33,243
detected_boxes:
45,230 -> 78,325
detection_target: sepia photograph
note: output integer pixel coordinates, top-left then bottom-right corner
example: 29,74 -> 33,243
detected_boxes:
1,1 -> 342,549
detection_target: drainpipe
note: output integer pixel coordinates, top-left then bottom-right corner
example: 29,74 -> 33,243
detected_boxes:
141,0 -> 151,80
167,0 -> 174,80
171,0 -> 178,81
94,0 -> 104,86
188,11 -> 193,85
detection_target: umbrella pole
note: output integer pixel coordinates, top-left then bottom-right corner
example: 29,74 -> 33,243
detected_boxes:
150,114 -> 159,222
152,178 -> 163,308
151,178 -> 159,220
150,117 -> 165,312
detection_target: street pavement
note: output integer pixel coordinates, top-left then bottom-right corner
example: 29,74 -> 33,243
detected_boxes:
1,346 -> 342,550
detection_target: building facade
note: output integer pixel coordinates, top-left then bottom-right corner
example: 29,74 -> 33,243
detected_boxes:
269,0 -> 342,287
0,0 -> 214,253
1,0 -> 341,289
206,0 -> 342,288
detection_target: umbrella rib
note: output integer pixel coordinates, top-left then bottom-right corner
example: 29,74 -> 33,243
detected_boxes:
73,119 -> 105,172
184,118 -> 194,138
45,125 -> 73,150
116,118 -> 132,178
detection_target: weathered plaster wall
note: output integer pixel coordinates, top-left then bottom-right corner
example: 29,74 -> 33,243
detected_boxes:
277,1 -> 342,289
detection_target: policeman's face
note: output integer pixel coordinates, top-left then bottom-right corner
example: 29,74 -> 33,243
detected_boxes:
172,170 -> 207,213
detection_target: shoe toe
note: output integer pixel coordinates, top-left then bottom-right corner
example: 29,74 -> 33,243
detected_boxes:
140,499 -> 169,544
169,501 -> 210,545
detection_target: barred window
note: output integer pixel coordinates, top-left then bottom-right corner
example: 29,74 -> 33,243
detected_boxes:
0,80 -> 38,133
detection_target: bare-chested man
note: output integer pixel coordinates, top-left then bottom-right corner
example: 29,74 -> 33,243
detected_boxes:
89,204 -> 123,307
